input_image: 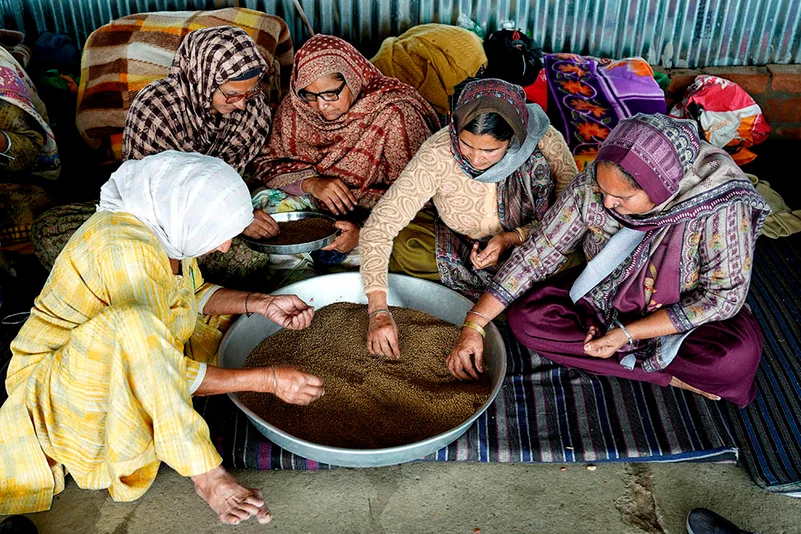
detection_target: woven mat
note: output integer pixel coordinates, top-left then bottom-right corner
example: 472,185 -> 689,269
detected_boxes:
197,321 -> 737,470
5,237 -> 800,491
706,234 -> 801,493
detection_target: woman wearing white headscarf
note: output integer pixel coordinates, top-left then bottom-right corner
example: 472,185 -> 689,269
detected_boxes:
0,151 -> 324,525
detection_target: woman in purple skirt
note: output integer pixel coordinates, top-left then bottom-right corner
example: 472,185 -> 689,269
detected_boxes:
447,113 -> 770,407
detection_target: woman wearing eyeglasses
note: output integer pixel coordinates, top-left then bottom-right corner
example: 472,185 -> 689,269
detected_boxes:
251,35 -> 439,260
32,27 -> 281,281
122,26 -> 279,241
122,26 -> 270,172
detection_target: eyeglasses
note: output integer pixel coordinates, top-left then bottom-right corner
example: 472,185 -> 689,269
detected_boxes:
297,80 -> 347,103
219,86 -> 262,104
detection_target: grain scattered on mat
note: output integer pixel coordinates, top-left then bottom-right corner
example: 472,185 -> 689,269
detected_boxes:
259,217 -> 334,246
240,302 -> 492,449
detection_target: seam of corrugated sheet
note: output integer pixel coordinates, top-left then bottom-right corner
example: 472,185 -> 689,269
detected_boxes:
0,0 -> 798,66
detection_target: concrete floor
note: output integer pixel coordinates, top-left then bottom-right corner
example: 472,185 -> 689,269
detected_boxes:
11,461 -> 801,534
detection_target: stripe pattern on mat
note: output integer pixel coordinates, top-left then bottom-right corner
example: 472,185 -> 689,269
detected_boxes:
196,322 -> 737,470
708,234 -> 801,493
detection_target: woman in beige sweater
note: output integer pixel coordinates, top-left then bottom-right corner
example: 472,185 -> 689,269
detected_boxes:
360,78 -> 577,357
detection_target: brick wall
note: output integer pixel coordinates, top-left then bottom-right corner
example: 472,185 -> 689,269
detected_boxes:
661,65 -> 801,140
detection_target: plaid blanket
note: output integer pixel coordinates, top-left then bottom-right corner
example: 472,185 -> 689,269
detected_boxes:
75,7 -> 293,161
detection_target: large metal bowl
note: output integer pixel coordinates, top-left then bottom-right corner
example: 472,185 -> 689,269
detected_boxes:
242,211 -> 337,254
218,272 -> 506,467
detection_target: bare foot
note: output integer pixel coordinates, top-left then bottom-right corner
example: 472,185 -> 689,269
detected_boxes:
192,465 -> 272,525
669,376 -> 721,401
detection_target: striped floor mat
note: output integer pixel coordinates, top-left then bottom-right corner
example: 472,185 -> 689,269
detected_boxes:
198,236 -> 801,482
709,234 -> 801,493
2,237 -> 798,490
196,320 -> 738,470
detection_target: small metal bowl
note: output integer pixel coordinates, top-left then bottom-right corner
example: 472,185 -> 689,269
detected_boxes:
242,211 -> 338,254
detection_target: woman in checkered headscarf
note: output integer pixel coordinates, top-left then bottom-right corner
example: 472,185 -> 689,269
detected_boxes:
122,26 -> 271,174
32,27 -> 281,278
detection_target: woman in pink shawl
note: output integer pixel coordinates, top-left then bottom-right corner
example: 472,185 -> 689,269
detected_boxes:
446,113 -> 770,408
250,34 -> 439,258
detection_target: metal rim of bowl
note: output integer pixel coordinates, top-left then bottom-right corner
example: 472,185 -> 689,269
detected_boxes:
242,211 -> 338,254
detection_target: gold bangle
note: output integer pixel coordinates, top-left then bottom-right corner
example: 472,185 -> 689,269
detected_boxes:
514,227 -> 526,245
462,321 -> 486,338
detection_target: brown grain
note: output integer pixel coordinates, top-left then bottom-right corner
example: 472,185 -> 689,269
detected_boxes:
259,218 -> 334,245
240,302 -> 492,449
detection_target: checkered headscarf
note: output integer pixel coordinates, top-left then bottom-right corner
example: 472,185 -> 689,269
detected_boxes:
122,26 -> 271,172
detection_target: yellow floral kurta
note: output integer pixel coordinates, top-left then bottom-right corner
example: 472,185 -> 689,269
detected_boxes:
0,211 -> 226,514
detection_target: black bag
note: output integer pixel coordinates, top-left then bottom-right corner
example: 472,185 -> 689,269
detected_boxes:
482,29 -> 544,87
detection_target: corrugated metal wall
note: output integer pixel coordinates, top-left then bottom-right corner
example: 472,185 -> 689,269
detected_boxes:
0,0 -> 799,67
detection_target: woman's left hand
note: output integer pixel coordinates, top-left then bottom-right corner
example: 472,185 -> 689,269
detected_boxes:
583,325 -> 628,358
251,294 -> 314,330
470,232 -> 517,270
242,209 -> 280,239
321,221 -> 360,254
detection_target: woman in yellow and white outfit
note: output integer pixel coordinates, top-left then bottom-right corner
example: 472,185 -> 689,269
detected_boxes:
0,151 -> 324,525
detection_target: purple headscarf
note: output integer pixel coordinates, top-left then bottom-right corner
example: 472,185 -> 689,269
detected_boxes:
596,114 -> 700,205
584,114 -> 769,331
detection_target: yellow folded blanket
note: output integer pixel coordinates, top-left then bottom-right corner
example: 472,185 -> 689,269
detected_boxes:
371,23 -> 487,116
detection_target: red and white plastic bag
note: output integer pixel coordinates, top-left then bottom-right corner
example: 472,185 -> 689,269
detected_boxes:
669,74 -> 770,165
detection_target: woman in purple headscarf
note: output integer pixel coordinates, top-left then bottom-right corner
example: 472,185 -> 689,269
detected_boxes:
447,113 -> 771,408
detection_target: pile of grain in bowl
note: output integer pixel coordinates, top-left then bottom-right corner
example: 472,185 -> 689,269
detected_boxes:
259,217 -> 334,245
239,302 -> 492,449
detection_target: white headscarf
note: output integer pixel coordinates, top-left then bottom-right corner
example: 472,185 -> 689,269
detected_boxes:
98,151 -> 254,259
